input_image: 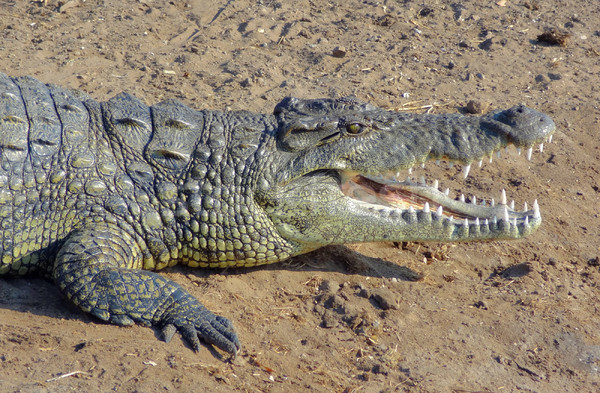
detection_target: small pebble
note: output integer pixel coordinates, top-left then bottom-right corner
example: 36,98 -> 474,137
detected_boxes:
501,262 -> 533,278
319,280 -> 340,293
324,294 -> 345,311
321,310 -> 338,328
59,0 -> 79,13
537,29 -> 570,46
370,288 -> 399,310
465,100 -> 490,114
372,363 -> 390,375
332,46 -> 347,58
473,300 -> 488,310
479,38 -> 493,50
535,74 -> 549,83
358,287 -> 370,298
548,73 -> 562,81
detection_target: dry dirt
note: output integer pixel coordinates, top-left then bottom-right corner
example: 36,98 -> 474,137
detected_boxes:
1,0 -> 599,392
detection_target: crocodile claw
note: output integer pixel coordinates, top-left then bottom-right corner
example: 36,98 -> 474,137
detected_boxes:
159,300 -> 241,355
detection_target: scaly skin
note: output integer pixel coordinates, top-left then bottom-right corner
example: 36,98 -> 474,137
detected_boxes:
0,74 -> 555,355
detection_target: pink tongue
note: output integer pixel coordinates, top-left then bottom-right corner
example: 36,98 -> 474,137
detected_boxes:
356,176 -> 427,209
345,175 -> 473,219
341,176 -> 422,210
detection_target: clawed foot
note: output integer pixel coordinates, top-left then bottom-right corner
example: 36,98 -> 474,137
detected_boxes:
159,292 -> 241,355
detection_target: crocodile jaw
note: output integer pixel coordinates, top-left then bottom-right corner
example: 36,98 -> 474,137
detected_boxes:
264,142 -> 552,254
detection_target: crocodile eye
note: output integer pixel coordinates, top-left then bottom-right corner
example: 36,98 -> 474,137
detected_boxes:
345,123 -> 364,135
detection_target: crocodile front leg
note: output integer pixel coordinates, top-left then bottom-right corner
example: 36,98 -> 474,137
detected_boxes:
52,224 -> 240,355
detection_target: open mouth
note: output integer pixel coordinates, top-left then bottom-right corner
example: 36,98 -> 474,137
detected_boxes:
338,145 -> 547,238
341,173 -> 538,222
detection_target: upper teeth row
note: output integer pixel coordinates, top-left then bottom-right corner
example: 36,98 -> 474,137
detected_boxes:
387,139 -> 551,180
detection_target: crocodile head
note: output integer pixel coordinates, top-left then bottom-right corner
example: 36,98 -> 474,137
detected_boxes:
258,96 -> 555,256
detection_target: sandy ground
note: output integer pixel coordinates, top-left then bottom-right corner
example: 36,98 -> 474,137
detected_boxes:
0,0 -> 599,392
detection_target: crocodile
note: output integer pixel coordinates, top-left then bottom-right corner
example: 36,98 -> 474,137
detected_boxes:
0,73 -> 555,355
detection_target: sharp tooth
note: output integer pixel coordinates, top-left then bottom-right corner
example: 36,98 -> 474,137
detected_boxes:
396,171 -> 400,178
433,179 -> 439,189
436,206 -> 443,216
408,167 -> 413,174
481,200 -> 486,206
408,205 -> 415,213
501,189 -> 507,205
475,217 -> 480,226
512,217 -> 517,226
463,163 -> 471,179
539,143 -> 544,153
478,159 -> 483,168
460,194 -> 465,202
449,162 -> 454,168
491,198 -> 495,207
444,188 -> 450,196
493,215 -> 498,224
489,155 -> 493,164
464,218 -> 469,227
420,176 -> 426,185
548,134 -> 553,143
424,202 -> 430,213
421,162 -> 426,169
524,216 -> 529,226
526,147 -> 533,161
436,160 -> 441,165
471,196 -> 477,205
517,147 -> 521,155
523,202 -> 528,212
496,150 -> 501,158
406,176 -> 412,183
510,200 -> 514,210
503,207 -> 509,222
484,218 -> 489,226
533,199 -> 540,218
